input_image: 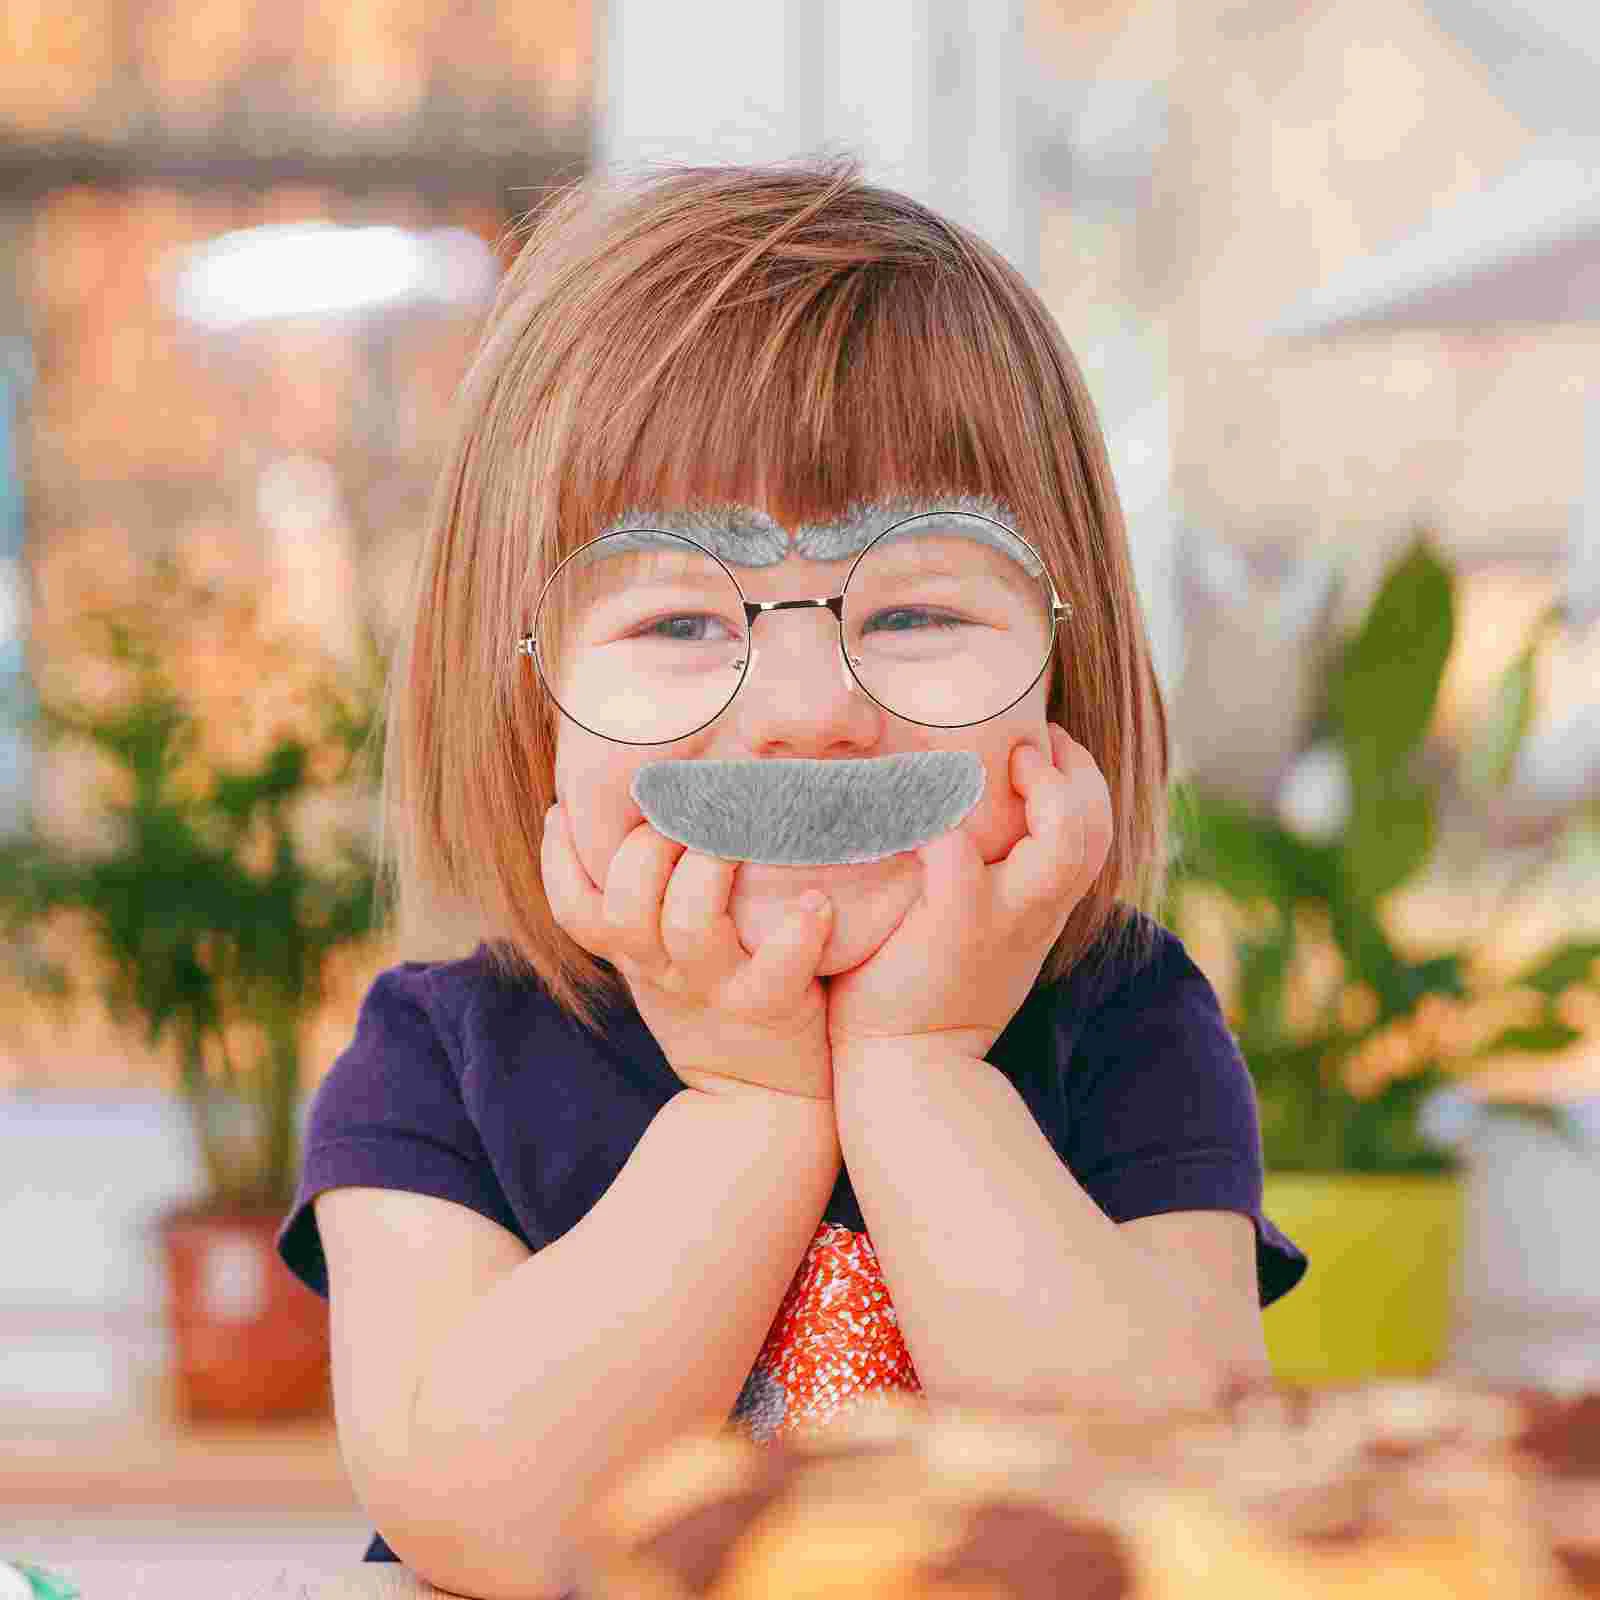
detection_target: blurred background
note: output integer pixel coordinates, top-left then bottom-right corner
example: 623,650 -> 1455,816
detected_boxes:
3,0 -> 1600,1575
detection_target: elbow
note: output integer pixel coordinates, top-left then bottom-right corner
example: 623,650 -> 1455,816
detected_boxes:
377,1518 -> 581,1600
358,1478 -> 581,1600
353,1415 -> 582,1597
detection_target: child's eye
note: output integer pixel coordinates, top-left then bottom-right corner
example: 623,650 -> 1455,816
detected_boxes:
638,613 -> 738,642
864,608 -> 969,633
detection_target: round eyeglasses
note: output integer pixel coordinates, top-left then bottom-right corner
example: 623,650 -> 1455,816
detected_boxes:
517,509 -> 1072,746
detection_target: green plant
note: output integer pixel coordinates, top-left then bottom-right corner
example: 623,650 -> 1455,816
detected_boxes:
0,551 -> 388,1212
1162,527 -> 1600,1173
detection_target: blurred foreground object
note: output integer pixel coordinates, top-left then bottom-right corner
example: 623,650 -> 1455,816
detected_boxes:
0,1560 -> 76,1600
576,1375 -> 1599,1598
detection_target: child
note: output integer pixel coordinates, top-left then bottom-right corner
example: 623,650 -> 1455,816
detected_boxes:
276,156 -> 1308,1598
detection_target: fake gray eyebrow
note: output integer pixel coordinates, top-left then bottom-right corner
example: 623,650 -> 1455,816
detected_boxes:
596,506 -> 788,566
596,492 -> 1041,577
792,493 -> 1040,577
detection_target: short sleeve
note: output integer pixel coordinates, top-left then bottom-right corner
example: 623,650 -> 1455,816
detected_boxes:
276,965 -> 528,1298
1062,930 -> 1309,1309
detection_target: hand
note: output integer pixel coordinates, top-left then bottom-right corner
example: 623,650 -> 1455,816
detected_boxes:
825,725 -> 1114,1064
540,804 -> 836,1102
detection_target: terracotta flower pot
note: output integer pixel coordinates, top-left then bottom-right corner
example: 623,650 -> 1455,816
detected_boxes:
157,1204 -> 331,1423
1261,1170 -> 1463,1385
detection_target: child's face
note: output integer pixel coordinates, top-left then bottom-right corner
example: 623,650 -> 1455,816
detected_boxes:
550,510 -> 1055,977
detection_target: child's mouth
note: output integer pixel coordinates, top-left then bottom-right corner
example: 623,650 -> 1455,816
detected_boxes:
630,751 -> 985,866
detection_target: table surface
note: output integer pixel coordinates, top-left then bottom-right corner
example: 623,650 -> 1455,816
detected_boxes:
21,1562 -> 446,1599
3,1378 -> 353,1513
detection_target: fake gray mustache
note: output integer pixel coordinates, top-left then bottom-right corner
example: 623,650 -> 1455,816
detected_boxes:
630,751 -> 985,866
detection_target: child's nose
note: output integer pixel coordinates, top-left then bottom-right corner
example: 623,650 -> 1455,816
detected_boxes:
732,608 -> 880,752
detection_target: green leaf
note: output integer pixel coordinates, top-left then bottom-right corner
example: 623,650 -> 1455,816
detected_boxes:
1235,928 -> 1294,1055
1409,952 -> 1469,1001
1463,642 -> 1537,795
1468,1020 -> 1583,1057
1346,1065 -> 1460,1173
1168,782 -> 1332,908
1330,529 -> 1455,770
1322,890 -> 1425,1008
1168,785 -> 1288,903
1338,764 -> 1434,904
1509,940 -> 1600,996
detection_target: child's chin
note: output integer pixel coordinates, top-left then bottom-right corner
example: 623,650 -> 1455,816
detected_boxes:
728,867 -> 918,976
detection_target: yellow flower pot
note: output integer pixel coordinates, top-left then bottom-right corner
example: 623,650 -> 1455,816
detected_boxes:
1261,1171 -> 1463,1384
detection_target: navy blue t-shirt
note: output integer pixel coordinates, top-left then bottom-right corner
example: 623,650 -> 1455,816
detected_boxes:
277,910 -> 1308,1565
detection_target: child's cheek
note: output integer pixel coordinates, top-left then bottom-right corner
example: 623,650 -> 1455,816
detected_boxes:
554,744 -> 646,890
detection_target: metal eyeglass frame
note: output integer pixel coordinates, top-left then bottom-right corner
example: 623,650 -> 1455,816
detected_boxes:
516,509 -> 1074,747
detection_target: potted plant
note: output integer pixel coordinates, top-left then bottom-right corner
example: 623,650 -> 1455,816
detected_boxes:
1162,527 -> 1600,1383
0,549 -> 388,1421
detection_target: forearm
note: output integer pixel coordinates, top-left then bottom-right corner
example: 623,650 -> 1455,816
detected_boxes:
833,1042 -> 1227,1419
393,1088 -> 841,1598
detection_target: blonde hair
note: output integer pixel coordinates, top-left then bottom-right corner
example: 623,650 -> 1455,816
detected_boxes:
379,154 -> 1172,1033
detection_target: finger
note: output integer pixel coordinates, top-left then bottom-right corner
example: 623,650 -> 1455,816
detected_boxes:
600,820 -> 685,968
728,890 -> 833,1010
659,849 -> 745,976
913,823 -> 987,923
992,734 -> 1098,927
539,804 -> 608,947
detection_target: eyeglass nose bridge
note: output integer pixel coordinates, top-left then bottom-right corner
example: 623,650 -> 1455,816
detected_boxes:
738,593 -> 861,695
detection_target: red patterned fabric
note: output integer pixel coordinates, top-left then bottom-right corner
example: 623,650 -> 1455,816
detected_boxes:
733,1220 -> 923,1441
